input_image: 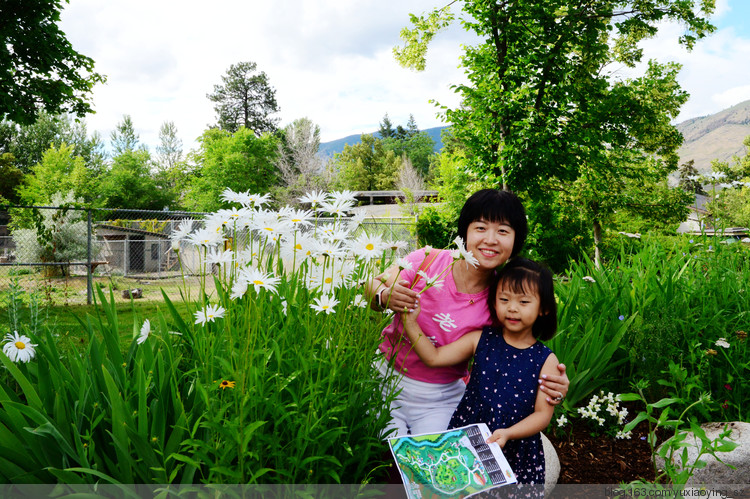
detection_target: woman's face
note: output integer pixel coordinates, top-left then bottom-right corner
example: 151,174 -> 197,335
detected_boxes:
465,218 -> 516,271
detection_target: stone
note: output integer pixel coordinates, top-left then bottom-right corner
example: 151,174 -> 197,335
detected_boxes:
542,432 -> 560,496
655,421 -> 749,485
122,288 -> 143,299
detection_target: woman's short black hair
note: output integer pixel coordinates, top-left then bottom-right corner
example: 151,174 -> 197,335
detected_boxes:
457,189 -> 528,258
487,258 -> 557,341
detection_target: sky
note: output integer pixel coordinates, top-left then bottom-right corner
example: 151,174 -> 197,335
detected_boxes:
59,0 -> 750,153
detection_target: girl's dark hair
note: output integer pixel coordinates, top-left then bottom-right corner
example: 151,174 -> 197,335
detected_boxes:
487,258 -> 557,341
457,189 -> 528,258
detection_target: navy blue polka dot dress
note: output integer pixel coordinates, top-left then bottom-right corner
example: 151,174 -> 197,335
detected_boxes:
449,326 -> 552,487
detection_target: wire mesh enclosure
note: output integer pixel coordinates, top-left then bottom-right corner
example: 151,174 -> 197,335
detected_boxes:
0,206 -> 418,307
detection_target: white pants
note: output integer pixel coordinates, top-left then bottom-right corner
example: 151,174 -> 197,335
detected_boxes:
377,359 -> 466,437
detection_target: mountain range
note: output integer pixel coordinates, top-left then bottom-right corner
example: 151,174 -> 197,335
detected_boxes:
319,100 -> 750,172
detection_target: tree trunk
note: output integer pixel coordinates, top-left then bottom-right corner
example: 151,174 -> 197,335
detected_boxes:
593,220 -> 602,269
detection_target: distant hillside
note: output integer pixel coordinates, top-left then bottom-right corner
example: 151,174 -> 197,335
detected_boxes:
318,126 -> 448,157
319,104 -> 750,171
676,100 -> 750,173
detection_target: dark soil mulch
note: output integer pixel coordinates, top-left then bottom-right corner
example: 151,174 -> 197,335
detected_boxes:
547,421 -> 657,484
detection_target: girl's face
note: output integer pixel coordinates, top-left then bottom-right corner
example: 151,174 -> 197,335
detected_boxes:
494,282 -> 541,339
465,218 -> 515,271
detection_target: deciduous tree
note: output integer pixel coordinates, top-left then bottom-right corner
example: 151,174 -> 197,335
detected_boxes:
184,128 -> 279,212
1,0 -> 105,125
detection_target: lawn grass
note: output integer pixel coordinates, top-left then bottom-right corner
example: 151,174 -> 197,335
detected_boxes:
2,295 -> 193,355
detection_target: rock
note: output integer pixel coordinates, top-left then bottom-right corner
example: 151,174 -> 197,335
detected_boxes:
655,421 -> 749,485
542,432 -> 559,496
122,288 -> 143,299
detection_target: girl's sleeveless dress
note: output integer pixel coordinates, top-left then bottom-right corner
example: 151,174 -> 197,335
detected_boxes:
449,326 -> 552,487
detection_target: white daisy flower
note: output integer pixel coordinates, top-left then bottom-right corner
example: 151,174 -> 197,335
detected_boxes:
244,193 -> 271,208
320,198 -> 353,217
241,267 -> 281,294
220,188 -> 245,204
206,248 -> 234,266
352,294 -> 367,308
395,258 -> 413,270
194,304 -> 226,325
310,294 -> 340,315
230,278 -> 248,300
350,233 -> 384,260
388,240 -> 409,252
137,320 -> 151,345
418,270 -> 444,289
329,190 -> 358,207
2,331 -> 37,363
299,190 -> 329,208
187,228 -> 224,248
282,208 -> 314,229
171,219 -> 195,243
452,236 -> 479,268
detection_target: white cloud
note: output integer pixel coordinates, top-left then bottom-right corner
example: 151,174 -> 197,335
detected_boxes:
58,0 -> 749,153
60,0 -> 471,151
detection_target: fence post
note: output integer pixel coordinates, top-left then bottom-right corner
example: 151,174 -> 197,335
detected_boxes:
87,208 -> 93,305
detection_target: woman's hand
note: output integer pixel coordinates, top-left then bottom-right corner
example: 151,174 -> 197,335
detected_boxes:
486,429 -> 509,448
538,363 -> 569,405
381,279 -> 419,313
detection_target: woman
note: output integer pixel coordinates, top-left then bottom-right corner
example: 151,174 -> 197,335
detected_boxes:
367,189 -> 568,436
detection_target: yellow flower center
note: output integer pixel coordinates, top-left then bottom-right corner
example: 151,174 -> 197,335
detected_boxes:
366,243 -> 374,251
15,341 -> 25,350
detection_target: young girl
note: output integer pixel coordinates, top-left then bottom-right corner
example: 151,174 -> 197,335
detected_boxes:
401,257 -> 559,489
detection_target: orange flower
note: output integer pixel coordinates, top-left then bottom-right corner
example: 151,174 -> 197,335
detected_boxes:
220,380 -> 236,389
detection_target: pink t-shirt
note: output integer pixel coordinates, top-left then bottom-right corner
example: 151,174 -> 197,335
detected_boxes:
378,248 -> 494,383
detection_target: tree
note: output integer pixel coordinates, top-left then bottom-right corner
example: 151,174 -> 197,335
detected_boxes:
678,159 -> 706,195
332,134 -> 402,191
16,143 -> 101,206
378,114 -> 395,139
155,121 -> 183,172
184,128 -> 279,212
273,118 -> 327,205
110,115 -> 143,155
395,1 -> 714,266
208,61 -> 280,134
0,111 -> 105,173
379,114 -> 436,176
395,1 -> 714,192
12,191 -> 93,276
0,0 -> 105,125
98,149 -> 174,210
0,153 -> 24,204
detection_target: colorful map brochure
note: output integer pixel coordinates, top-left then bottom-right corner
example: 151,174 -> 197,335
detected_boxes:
388,423 -> 517,499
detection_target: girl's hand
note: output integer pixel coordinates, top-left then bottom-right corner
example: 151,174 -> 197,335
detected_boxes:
383,279 -> 419,313
487,429 -> 509,448
538,363 -> 569,405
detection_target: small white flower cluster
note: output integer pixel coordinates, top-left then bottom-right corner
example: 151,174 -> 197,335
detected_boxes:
577,391 -> 631,439
715,337 -> 730,349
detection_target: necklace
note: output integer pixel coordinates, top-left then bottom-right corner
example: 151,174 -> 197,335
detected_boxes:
455,261 -> 485,304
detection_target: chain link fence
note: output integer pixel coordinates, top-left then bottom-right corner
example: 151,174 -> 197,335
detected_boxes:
0,206 -> 418,308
